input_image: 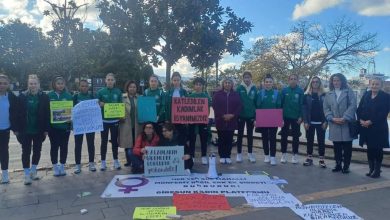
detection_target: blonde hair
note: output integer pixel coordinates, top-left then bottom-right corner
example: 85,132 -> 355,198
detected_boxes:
27,74 -> 41,91
304,76 -> 324,95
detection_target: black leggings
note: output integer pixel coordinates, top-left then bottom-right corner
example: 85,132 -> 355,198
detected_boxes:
74,132 -> 95,164
49,128 -> 70,164
0,129 -> 10,170
305,124 -> 325,157
260,127 -> 277,157
217,130 -> 234,158
237,118 -> 254,154
281,118 -> 301,154
188,124 -> 208,157
100,122 -> 119,160
20,133 -> 44,168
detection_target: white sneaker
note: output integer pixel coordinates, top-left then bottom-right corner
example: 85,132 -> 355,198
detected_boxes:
1,170 -> 9,184
280,153 -> 287,163
89,162 -> 96,172
24,174 -> 32,185
59,164 -> 66,176
226,158 -> 232,164
264,155 -> 270,163
291,154 -> 298,164
114,160 -> 121,170
30,169 -> 39,180
100,160 -> 107,171
248,153 -> 256,163
219,158 -> 226,164
270,157 -> 276,165
74,164 -> 81,174
236,153 -> 243,163
53,164 -> 60,176
185,169 -> 191,175
201,156 -> 208,165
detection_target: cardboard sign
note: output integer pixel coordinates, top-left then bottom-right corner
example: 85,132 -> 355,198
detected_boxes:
133,207 -> 176,220
50,101 -> 73,124
291,204 -> 362,220
72,99 -> 103,135
256,109 -> 283,127
173,193 -> 231,211
101,174 -> 283,198
171,97 -> 208,124
137,96 -> 157,123
144,146 -> 185,177
103,103 -> 125,118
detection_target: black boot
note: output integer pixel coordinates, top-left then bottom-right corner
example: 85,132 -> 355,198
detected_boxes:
332,162 -> 342,172
370,160 -> 381,178
366,159 -> 374,177
342,165 -> 350,174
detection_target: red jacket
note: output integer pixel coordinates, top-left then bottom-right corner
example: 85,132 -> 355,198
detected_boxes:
132,134 -> 160,157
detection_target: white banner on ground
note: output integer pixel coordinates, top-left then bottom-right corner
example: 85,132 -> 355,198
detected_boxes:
72,99 -> 103,135
291,204 -> 362,220
144,146 -> 185,177
101,174 -> 283,198
245,193 -> 301,208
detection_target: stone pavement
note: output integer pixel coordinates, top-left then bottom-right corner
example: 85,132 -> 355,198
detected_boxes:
1,134 -> 390,220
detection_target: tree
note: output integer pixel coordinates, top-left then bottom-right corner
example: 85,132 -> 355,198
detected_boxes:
0,19 -> 53,88
243,17 -> 379,83
98,0 -> 252,86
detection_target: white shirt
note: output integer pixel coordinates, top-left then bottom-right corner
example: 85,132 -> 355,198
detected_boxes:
335,88 -> 342,102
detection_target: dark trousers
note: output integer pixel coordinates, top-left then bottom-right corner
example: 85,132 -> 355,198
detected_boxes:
188,124 -> 208,157
237,118 -> 254,154
281,118 -> 301,154
100,122 -> 119,160
333,141 -> 352,168
0,129 -> 10,170
305,124 -> 325,157
367,146 -> 383,171
174,124 -> 188,146
49,128 -> 70,164
217,130 -> 234,158
20,133 -> 44,168
74,132 -> 95,164
129,154 -> 194,170
260,127 -> 278,157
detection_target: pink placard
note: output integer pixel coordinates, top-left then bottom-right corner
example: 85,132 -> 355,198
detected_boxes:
256,109 -> 283,127
172,97 -> 208,124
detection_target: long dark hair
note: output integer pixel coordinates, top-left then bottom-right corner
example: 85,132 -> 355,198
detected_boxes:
141,122 -> 155,140
329,73 -> 348,91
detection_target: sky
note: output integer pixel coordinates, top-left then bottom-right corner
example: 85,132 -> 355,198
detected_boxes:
0,0 -> 389,78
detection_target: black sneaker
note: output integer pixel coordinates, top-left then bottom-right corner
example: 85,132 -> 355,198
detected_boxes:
303,158 -> 313,166
332,165 -> 342,172
319,160 -> 327,168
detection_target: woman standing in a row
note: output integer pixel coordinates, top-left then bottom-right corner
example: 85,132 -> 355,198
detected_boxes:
324,73 -> 357,174
357,78 -> 389,178
17,75 -> 50,184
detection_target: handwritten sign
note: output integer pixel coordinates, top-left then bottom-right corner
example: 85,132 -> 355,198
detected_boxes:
101,174 -> 283,198
245,193 -> 301,208
173,193 -> 231,211
72,99 -> 103,135
256,109 -> 283,127
50,101 -> 73,124
144,146 -> 185,177
291,204 -> 362,220
172,97 -> 208,124
133,207 -> 176,220
103,103 -> 125,118
137,96 -> 157,123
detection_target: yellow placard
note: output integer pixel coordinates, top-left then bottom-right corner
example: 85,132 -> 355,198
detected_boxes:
50,101 -> 73,124
103,103 -> 125,118
133,207 -> 176,220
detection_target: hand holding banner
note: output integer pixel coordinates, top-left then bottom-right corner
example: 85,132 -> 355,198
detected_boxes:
172,97 -> 208,124
72,99 -> 103,135
50,101 -> 73,124
144,146 -> 185,177
104,103 -> 125,118
256,109 -> 283,127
